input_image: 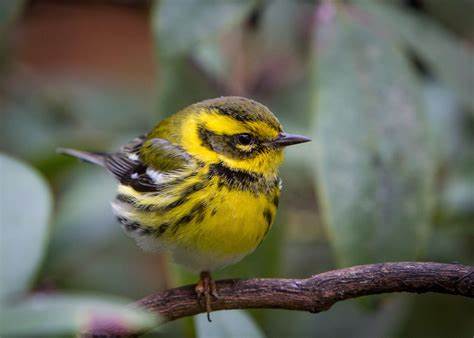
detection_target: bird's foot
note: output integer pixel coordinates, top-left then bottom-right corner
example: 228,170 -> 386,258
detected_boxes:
195,271 -> 219,322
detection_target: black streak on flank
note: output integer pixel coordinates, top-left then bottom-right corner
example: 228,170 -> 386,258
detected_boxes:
190,201 -> 206,213
171,201 -> 206,234
259,208 -> 274,246
139,226 -> 153,235
116,194 -> 138,205
255,208 -> 274,249
163,196 -> 188,212
263,208 -> 273,227
155,223 -> 170,237
162,181 -> 206,212
272,195 -> 279,207
181,181 -> 205,196
116,216 -> 155,235
196,212 -> 205,224
116,194 -> 157,212
172,214 -> 194,234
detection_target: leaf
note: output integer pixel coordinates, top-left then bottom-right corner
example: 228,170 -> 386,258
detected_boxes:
0,0 -> 25,34
195,310 -> 265,338
154,56 -> 218,117
153,0 -> 258,58
48,169 -> 117,257
423,0 -> 474,41
152,0 -> 258,115
312,3 -> 434,267
442,174 -> 474,217
0,0 -> 25,67
0,294 -> 159,336
358,1 -> 474,110
0,154 -> 52,303
422,81 -> 461,163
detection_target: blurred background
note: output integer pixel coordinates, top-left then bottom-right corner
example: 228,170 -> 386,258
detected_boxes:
0,0 -> 473,337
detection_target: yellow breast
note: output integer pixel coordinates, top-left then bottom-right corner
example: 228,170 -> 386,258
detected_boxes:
112,166 -> 280,271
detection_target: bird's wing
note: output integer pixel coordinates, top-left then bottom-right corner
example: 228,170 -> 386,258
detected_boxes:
105,136 -> 197,192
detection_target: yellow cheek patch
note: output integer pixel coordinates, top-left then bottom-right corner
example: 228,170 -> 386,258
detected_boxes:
224,150 -> 284,175
179,115 -> 219,162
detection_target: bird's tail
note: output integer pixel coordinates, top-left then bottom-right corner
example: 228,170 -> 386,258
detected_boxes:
57,147 -> 107,167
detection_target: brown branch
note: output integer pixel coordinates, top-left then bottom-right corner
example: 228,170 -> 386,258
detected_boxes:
85,262 -> 474,337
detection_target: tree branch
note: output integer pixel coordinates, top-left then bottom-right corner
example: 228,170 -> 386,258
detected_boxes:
136,262 -> 473,321
85,262 -> 473,337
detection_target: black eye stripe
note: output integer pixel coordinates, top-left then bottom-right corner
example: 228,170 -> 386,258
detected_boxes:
198,126 -> 266,159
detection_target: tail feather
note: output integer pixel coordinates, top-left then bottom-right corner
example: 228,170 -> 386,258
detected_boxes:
57,147 -> 107,167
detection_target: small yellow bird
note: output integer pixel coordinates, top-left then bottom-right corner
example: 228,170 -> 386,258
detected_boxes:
58,96 -> 310,319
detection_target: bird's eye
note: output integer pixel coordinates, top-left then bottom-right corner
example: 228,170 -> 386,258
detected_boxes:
236,133 -> 253,146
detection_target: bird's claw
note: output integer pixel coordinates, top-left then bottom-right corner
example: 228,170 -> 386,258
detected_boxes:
195,271 -> 218,322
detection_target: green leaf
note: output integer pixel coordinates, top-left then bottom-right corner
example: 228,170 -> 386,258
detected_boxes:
422,81 -> 461,163
153,0 -> 258,58
0,0 -> 25,67
0,0 -> 25,34
423,0 -> 474,40
0,154 -> 52,303
358,1 -> 474,110
0,294 -> 159,336
195,310 -> 265,338
49,169 -> 117,256
312,3 -> 434,267
154,56 -> 218,117
152,0 -> 258,115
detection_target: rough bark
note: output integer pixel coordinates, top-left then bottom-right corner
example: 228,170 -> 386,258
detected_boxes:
85,262 -> 474,337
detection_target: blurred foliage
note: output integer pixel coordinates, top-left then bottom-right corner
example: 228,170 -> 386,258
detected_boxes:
0,154 -> 52,304
0,0 -> 26,67
313,1 -> 433,267
0,0 -> 473,337
0,293 -> 160,336
195,310 -> 265,338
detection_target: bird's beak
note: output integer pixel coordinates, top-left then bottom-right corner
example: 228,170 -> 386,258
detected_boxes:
272,133 -> 311,147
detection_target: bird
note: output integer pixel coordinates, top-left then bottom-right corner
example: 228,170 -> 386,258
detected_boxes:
58,96 -> 310,320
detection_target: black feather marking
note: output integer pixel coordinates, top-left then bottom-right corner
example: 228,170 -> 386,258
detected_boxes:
181,181 -> 206,196
106,153 -> 158,192
198,126 -> 266,160
116,194 -> 138,205
116,215 -> 159,236
208,162 -> 278,194
263,208 -> 273,226
255,208 -> 274,248
172,214 -> 194,233
190,201 -> 206,217
272,195 -> 279,207
105,153 -> 136,179
132,177 -> 207,212
155,222 -> 170,237
163,196 -> 188,211
170,200 -> 207,234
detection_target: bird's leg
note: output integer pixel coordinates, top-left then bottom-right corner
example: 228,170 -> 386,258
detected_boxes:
195,271 -> 218,322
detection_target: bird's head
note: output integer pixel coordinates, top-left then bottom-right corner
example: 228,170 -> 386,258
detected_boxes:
149,97 -> 310,177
